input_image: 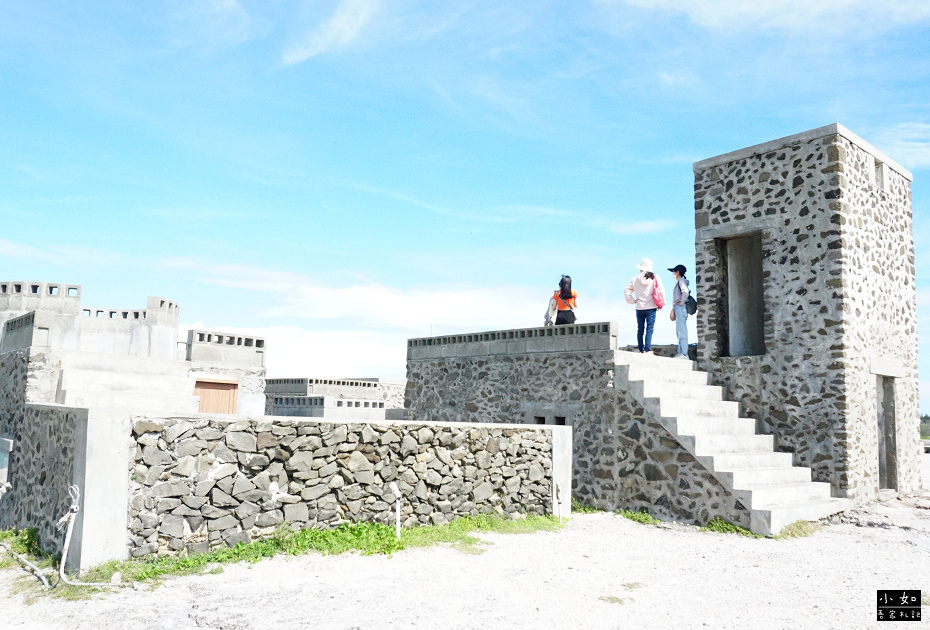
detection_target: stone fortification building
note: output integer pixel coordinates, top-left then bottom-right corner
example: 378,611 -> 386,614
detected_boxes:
405,123 -> 922,534
0,282 -> 570,570
693,123 -> 921,502
265,377 -> 406,420
0,282 -> 265,568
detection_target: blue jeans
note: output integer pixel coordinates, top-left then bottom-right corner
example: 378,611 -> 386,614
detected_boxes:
674,304 -> 688,356
636,308 -> 657,352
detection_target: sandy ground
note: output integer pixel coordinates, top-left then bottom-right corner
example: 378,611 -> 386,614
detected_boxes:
2,454 -> 928,630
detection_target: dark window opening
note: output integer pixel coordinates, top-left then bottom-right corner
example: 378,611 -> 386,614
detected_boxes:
877,376 -> 898,491
716,234 -> 765,357
534,416 -> 546,425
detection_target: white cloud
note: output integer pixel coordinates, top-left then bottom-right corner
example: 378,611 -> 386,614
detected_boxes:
0,239 -> 125,266
283,0 -> 380,64
603,0 -> 930,31
0,239 -> 59,263
167,0 -> 262,47
871,123 -> 930,171
180,322 -> 407,378
606,220 -> 675,235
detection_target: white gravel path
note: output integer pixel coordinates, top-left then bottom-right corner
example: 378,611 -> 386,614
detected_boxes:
2,454 -> 928,630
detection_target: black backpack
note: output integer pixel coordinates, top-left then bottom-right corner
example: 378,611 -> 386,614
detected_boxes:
685,294 -> 697,315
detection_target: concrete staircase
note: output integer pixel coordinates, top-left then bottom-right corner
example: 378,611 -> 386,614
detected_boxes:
615,350 -> 848,535
56,351 -> 199,413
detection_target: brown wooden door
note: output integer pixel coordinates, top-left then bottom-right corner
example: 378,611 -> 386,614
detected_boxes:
194,381 -> 238,414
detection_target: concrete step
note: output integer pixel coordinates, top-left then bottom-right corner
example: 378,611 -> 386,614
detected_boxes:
717,466 -> 813,488
59,351 -> 191,377
657,397 -> 740,418
625,364 -> 710,386
752,498 -> 850,536
615,351 -> 697,372
699,451 -> 795,470
62,389 -> 199,413
61,369 -> 194,394
642,381 -> 723,401
680,433 -> 775,455
668,415 -> 758,436
736,481 -> 833,509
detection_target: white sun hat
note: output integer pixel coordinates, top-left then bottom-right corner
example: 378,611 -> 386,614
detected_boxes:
636,258 -> 654,273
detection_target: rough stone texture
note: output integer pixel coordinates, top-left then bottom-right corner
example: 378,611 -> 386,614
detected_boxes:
693,125 -> 921,502
127,416 -> 556,558
405,338 -> 750,527
0,348 -> 81,556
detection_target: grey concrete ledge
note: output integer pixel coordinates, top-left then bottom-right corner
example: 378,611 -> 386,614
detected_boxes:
693,123 -> 912,181
408,322 -> 617,360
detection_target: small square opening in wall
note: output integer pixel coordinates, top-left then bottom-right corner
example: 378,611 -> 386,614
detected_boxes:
82,309 -> 91,317
96,310 -> 104,318
555,417 -> 567,426
256,340 -> 264,348
534,416 -> 546,425
874,159 -> 887,191
337,401 -> 343,407
67,287 -> 78,297
48,286 -> 59,296
30,285 -> 40,294
13,284 -> 21,293
0,284 -> 6,293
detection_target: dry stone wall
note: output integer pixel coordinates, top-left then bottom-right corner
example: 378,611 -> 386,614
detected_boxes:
693,125 -> 920,501
128,416 -> 557,557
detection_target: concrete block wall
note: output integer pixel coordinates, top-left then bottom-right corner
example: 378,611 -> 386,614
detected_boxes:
187,330 -> 265,369
0,281 -> 82,330
127,415 -> 571,558
693,123 -> 920,501
269,395 -> 387,419
407,322 -> 618,361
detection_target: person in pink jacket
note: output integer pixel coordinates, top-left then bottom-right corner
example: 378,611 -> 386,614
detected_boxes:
624,258 -> 665,354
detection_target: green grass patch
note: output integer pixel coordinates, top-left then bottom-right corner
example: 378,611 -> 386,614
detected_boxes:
774,520 -> 821,539
2,514 -> 562,598
599,595 -> 631,605
571,497 -> 600,513
700,517 -> 762,538
617,509 -> 660,525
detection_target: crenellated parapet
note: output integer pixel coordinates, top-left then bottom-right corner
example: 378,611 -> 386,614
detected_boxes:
186,329 -> 265,369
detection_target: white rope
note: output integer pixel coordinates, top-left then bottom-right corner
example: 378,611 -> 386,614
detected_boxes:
56,485 -> 130,588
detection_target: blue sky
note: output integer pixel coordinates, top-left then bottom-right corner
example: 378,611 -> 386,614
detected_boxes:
2,1 -> 930,403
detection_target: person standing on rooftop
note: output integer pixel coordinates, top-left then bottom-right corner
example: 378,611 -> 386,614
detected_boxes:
544,275 -> 577,326
624,259 -> 664,354
668,264 -> 690,359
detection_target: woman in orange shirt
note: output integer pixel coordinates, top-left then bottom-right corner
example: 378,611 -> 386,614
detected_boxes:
545,275 -> 577,326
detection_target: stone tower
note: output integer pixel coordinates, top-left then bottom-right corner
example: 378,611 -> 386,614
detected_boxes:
693,123 -> 921,503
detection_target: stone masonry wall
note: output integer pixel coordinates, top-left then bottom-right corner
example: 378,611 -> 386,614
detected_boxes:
128,416 -> 556,557
0,348 -> 83,555
406,347 -> 751,527
833,135 -> 921,496
695,133 -> 846,488
693,125 -> 920,501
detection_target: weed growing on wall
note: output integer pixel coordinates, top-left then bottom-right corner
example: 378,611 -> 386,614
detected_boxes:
617,509 -> 660,525
699,517 -> 761,538
774,520 -> 820,539
571,497 -> 601,513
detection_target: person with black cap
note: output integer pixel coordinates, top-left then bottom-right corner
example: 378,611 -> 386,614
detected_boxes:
668,264 -> 690,359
